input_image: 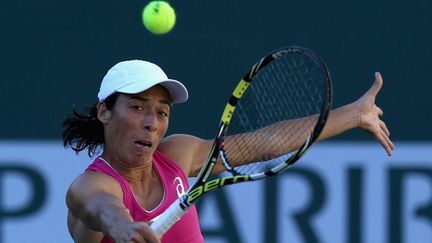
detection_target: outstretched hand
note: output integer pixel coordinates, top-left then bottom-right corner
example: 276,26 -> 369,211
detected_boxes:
353,72 -> 395,156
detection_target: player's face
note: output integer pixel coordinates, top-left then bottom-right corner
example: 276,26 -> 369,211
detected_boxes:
101,85 -> 172,166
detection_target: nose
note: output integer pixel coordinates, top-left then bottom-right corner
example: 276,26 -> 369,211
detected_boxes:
142,111 -> 158,132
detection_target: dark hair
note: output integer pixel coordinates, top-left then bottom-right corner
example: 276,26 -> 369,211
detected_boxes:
62,93 -> 119,157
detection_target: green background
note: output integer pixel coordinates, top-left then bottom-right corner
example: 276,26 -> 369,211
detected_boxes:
1,0 -> 431,140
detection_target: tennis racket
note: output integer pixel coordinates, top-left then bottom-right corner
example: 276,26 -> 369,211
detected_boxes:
150,46 -> 332,236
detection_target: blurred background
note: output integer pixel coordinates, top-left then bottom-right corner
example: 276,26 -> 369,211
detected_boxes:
0,0 -> 431,242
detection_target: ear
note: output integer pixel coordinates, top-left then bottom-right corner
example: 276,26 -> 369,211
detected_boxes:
96,102 -> 112,124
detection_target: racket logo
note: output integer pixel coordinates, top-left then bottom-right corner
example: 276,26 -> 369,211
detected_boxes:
187,175 -> 249,202
174,177 -> 185,197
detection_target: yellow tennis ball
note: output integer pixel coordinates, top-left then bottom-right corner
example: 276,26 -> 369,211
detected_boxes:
142,1 -> 176,35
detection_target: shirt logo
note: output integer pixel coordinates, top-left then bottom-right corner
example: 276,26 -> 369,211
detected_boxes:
174,177 -> 185,197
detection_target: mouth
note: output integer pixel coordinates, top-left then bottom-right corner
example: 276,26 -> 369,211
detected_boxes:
134,140 -> 152,149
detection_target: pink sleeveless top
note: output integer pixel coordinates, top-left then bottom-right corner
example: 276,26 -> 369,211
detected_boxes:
86,150 -> 204,243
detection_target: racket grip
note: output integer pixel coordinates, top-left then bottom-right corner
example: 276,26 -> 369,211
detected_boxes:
150,198 -> 188,237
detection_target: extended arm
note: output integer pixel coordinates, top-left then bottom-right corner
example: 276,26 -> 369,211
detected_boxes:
162,72 -> 394,177
66,172 -> 160,243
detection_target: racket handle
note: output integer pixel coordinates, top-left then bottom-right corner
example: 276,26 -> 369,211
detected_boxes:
150,198 -> 189,237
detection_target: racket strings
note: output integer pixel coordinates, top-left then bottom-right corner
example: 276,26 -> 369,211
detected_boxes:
223,51 -> 326,176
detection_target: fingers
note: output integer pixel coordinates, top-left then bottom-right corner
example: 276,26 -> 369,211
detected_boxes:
362,72 -> 393,156
377,106 -> 384,116
123,222 -> 160,243
136,223 -> 161,243
368,72 -> 383,97
379,129 -> 395,156
370,76 -> 390,155
380,120 -> 390,137
375,122 -> 395,156
375,72 -> 383,87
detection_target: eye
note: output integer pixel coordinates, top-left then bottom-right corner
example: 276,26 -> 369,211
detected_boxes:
131,105 -> 144,111
158,110 -> 170,118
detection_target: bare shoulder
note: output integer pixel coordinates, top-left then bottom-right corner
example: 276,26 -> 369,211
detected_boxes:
67,171 -> 122,206
67,172 -> 121,243
69,170 -> 120,191
158,134 -> 213,176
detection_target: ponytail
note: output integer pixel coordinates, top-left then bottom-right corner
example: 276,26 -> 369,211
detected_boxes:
62,93 -> 119,157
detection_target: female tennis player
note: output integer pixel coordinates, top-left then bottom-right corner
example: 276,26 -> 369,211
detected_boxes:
63,59 -> 393,243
